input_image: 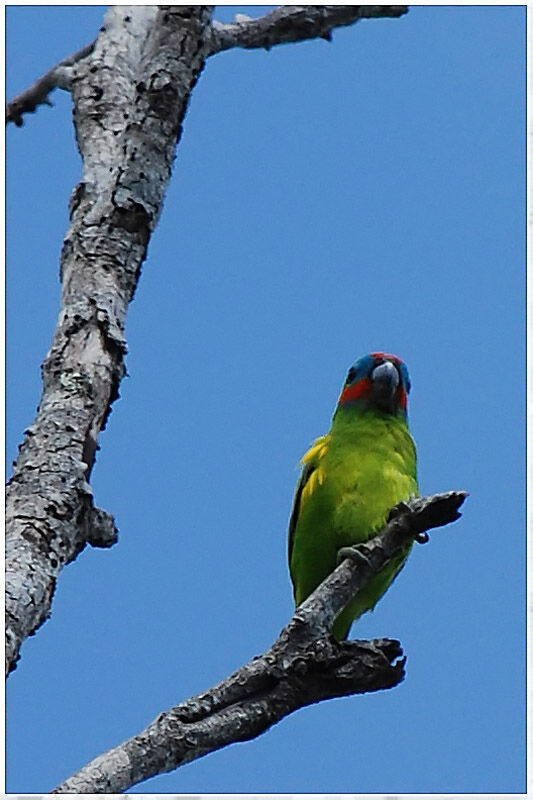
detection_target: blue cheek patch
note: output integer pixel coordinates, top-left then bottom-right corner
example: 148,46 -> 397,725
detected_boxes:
348,354 -> 375,383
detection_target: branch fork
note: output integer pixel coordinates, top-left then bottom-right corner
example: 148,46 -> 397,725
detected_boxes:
53,490 -> 467,794
6,6 -> 408,126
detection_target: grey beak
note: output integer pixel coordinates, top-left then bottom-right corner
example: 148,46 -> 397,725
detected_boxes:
371,361 -> 399,392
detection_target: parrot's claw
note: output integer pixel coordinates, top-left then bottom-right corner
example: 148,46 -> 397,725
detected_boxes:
387,500 -> 412,522
337,545 -> 373,570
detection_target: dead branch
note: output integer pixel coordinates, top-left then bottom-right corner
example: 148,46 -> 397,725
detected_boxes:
5,41 -> 95,126
5,4 -> 214,677
206,5 -> 408,55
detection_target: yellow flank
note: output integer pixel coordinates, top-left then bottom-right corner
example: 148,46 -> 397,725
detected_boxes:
301,435 -> 329,465
300,435 -> 329,503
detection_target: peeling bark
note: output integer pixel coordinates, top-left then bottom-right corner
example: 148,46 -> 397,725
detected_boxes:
5,5 -> 215,677
52,492 -> 467,794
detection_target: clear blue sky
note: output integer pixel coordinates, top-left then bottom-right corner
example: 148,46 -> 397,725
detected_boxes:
6,4 -> 526,794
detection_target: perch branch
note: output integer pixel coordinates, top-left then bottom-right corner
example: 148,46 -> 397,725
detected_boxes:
206,5 -> 408,55
5,41 -> 95,126
52,491 -> 467,794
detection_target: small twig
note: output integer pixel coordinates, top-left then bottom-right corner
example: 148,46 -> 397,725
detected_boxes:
206,5 -> 408,56
86,506 -> 118,549
52,490 -> 467,794
6,40 -> 95,126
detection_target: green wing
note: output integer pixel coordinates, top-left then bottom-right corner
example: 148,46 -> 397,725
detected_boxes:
288,461 -> 315,567
288,434 -> 329,569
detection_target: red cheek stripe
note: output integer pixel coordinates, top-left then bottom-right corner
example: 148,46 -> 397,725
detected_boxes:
340,379 -> 408,412
339,377 -> 372,405
397,386 -> 408,410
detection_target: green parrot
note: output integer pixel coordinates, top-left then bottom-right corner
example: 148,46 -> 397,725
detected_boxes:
288,352 -> 418,640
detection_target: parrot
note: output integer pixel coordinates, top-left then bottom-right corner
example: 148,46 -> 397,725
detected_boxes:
288,352 -> 418,640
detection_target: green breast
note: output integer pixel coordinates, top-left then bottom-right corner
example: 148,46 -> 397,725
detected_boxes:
326,408 -> 418,546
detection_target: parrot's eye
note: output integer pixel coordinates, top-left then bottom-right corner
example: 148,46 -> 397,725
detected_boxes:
346,367 -> 357,384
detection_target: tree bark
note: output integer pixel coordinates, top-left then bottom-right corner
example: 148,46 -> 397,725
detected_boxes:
6,3 -> 410,679
205,5 -> 408,54
5,4 -> 214,677
52,491 -> 467,794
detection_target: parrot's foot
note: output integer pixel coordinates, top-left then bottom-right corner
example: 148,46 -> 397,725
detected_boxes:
387,499 -> 430,544
387,499 -> 412,521
337,544 -> 373,569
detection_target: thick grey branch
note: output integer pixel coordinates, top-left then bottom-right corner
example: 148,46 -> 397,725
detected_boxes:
5,41 -> 95,126
206,5 -> 408,55
5,5 -> 215,678
52,490 -> 466,794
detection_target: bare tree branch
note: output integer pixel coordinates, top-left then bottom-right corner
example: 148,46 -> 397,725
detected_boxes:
206,5 -> 408,55
5,4 -> 215,678
5,41 -> 95,126
52,491 -> 467,794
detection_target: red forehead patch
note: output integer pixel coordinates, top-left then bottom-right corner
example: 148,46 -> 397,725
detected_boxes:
371,351 -> 402,364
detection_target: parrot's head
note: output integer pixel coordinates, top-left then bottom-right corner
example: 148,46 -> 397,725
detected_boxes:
338,352 -> 411,416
